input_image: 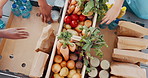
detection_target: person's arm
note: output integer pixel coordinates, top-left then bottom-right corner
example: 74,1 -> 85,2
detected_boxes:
0,28 -> 29,39
0,0 -> 8,18
38,0 -> 53,23
101,0 -> 124,24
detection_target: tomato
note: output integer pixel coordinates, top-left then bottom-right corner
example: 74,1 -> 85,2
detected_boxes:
64,16 -> 72,24
79,15 -> 86,21
71,14 -> 79,21
70,20 -> 78,28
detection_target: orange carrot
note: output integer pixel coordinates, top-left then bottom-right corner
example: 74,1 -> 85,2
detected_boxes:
57,40 -> 62,54
73,6 -> 80,14
70,0 -> 77,5
68,43 -> 76,52
60,45 -> 69,61
67,5 -> 75,14
77,11 -> 82,15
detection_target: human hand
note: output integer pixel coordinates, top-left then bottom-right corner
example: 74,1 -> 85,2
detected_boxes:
39,5 -> 53,23
101,6 -> 121,24
1,28 -> 29,39
0,8 -> 3,18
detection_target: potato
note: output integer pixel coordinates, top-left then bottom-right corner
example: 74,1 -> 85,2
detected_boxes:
76,61 -> 83,69
64,24 -> 72,29
60,61 -> 67,67
54,55 -> 63,63
67,60 -> 75,69
67,29 -> 78,36
70,54 -> 78,61
52,64 -> 61,73
84,20 -> 92,28
72,73 -> 81,78
59,67 -> 69,77
68,69 -> 77,78
54,73 -> 64,78
76,69 -> 81,74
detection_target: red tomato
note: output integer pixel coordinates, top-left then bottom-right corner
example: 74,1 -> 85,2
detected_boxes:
71,14 -> 79,21
64,16 -> 72,24
70,20 -> 78,28
79,15 -> 86,21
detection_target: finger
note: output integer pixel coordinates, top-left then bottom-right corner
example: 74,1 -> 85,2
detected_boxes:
42,15 -> 44,22
16,27 -> 26,30
102,15 -> 107,21
18,30 -> 28,33
106,19 -> 113,24
20,36 -> 28,39
36,13 -> 41,17
44,15 -> 47,23
100,18 -> 109,24
18,32 -> 29,36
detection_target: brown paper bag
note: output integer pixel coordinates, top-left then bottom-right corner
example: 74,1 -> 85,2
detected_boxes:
111,62 -> 146,78
117,21 -> 148,38
113,49 -> 148,65
117,36 -> 148,50
29,52 -> 49,77
35,25 -> 55,53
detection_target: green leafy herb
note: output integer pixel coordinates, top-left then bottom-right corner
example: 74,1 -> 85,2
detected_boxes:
77,26 -> 108,73
58,31 -> 73,46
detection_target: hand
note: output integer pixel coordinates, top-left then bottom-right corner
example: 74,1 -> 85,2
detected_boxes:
0,8 -> 3,18
101,6 -> 121,24
39,5 -> 53,23
1,28 -> 29,39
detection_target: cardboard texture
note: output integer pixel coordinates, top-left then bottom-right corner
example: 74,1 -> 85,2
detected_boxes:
117,36 -> 148,50
117,21 -> 148,38
113,49 -> 148,65
29,52 -> 49,77
0,7 -> 59,75
111,62 -> 146,78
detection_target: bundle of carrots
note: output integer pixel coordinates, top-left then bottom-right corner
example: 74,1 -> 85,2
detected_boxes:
57,31 -> 77,61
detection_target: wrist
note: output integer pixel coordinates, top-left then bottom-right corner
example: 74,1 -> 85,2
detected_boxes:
0,30 -> 6,38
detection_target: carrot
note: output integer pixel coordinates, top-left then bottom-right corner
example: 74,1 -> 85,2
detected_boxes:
73,6 -> 80,14
70,0 -> 77,5
67,5 -> 75,14
60,45 -> 69,61
57,40 -> 63,54
68,43 -> 76,52
77,11 -> 82,15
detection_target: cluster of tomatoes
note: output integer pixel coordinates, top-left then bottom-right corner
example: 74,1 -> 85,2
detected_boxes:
64,14 -> 86,28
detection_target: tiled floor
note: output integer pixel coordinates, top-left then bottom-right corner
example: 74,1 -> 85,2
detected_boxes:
1,0 -> 148,78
